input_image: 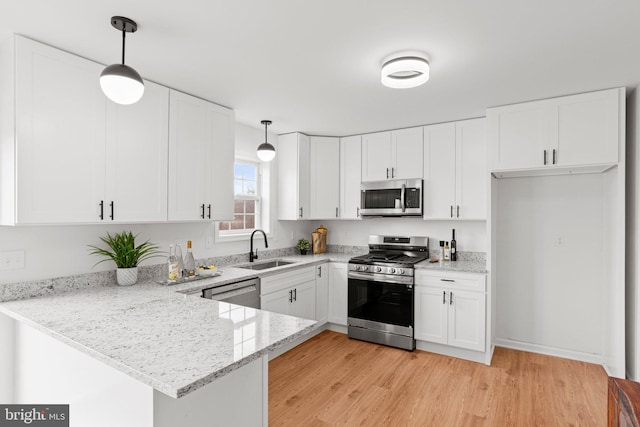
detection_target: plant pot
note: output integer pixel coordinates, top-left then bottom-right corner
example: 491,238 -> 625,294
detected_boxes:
299,249 -> 307,255
116,267 -> 138,286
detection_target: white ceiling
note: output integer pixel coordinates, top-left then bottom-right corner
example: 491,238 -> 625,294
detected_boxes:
1,0 -> 639,136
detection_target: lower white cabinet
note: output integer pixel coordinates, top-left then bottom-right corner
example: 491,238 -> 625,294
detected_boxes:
260,266 -> 316,320
315,264 -> 329,324
414,271 -> 486,352
328,262 -> 348,326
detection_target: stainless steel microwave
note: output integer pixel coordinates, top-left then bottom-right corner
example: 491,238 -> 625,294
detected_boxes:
360,179 -> 423,217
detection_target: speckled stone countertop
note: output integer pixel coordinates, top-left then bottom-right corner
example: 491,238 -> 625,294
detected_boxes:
415,259 -> 487,274
0,252 -> 358,399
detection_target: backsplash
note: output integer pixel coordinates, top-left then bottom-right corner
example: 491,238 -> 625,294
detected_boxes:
0,245 -> 484,302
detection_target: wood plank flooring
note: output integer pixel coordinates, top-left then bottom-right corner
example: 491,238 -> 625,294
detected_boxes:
269,331 -> 607,426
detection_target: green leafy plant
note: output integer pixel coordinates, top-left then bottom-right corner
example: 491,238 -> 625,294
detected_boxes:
296,239 -> 310,251
89,231 -> 162,268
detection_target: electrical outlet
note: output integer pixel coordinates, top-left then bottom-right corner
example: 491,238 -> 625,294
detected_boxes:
205,236 -> 213,249
0,250 -> 25,270
554,236 -> 566,247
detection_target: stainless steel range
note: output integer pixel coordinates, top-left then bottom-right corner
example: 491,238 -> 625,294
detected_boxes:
347,235 -> 429,351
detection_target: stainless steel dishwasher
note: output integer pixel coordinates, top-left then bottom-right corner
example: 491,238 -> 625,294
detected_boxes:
201,277 -> 260,309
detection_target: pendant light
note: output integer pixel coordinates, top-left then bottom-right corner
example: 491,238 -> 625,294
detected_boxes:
257,120 -> 276,162
100,16 -> 145,105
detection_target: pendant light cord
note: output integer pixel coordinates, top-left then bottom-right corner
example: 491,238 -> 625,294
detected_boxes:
264,122 -> 268,142
121,28 -> 126,65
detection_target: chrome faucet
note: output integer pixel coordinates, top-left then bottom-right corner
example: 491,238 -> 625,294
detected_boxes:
249,229 -> 268,262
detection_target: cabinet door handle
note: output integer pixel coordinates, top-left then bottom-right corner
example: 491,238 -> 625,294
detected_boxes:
386,168 -> 389,179
336,207 -> 339,218
356,207 -> 360,217
442,291 -> 446,304
201,204 -> 205,219
450,205 -> 453,218
293,288 -> 297,301
391,167 -> 395,178
207,204 -> 212,219
109,201 -> 114,220
299,207 -> 303,218
450,291 -> 454,305
553,149 -> 556,165
99,201 -> 104,220
318,266 -> 322,278
543,150 -> 547,165
456,205 -> 460,218
441,278 -> 455,282
289,290 -> 293,303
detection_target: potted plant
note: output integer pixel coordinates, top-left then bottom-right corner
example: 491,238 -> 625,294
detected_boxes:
89,231 -> 162,286
296,238 -> 310,255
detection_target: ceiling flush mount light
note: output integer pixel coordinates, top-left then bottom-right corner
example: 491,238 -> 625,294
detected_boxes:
381,55 -> 430,89
257,120 -> 276,162
100,16 -> 144,105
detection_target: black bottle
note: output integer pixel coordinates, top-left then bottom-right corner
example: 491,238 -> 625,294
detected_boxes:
451,229 -> 457,261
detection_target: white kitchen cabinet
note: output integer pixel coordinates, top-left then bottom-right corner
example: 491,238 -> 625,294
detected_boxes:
339,135 -> 362,219
260,266 -> 316,320
167,90 -> 235,222
106,80 -> 169,223
8,35 -> 107,224
414,270 -> 486,352
315,264 -> 329,324
328,263 -> 348,326
488,88 -> 622,173
361,127 -> 423,182
423,118 -> 486,220
277,133 -> 310,220
310,136 -> 340,219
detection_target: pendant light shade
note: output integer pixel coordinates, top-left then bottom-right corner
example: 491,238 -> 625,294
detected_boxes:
100,16 -> 145,105
257,120 -> 276,162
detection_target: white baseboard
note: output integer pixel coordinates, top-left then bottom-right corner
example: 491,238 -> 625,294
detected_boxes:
416,340 -> 489,365
494,337 -> 603,365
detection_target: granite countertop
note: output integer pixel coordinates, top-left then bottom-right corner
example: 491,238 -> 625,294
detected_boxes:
0,252 -> 357,399
415,259 -> 487,274
0,250 -> 483,399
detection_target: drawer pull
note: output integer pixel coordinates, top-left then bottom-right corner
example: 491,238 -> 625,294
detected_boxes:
441,278 -> 455,282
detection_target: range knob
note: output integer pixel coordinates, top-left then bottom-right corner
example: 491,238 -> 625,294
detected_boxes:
374,266 -> 382,273
398,268 -> 405,274
361,265 -> 368,272
389,268 -> 396,274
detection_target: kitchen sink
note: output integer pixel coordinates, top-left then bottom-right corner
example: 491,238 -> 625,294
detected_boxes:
236,259 -> 296,270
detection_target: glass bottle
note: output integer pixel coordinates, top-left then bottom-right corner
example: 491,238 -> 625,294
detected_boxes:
175,242 -> 184,278
167,244 -> 179,283
184,240 -> 196,278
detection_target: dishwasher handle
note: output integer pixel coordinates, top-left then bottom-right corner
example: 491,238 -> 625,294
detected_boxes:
202,279 -> 259,300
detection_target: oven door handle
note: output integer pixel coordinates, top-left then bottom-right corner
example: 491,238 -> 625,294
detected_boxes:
348,271 -> 413,285
401,184 -> 406,213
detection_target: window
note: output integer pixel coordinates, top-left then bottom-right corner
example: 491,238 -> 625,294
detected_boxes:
218,161 -> 261,234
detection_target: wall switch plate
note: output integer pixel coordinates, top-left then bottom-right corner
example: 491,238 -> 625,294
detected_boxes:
205,236 -> 213,249
0,250 -> 25,270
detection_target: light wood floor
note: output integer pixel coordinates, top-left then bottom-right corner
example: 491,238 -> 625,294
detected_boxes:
269,331 -> 607,426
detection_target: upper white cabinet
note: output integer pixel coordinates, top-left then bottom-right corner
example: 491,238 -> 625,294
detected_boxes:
277,133 -> 310,220
106,80 -> 169,223
309,136 -> 340,219
423,118 -> 486,220
361,127 -> 423,182
168,90 -> 234,222
488,88 -> 623,173
9,36 -> 107,224
339,135 -> 362,219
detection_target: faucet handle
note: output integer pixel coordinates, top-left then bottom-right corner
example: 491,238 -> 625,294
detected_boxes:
254,248 -> 259,260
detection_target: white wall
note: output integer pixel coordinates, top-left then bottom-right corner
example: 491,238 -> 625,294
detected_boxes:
495,174 -> 605,361
316,218 -> 486,252
0,123 -> 308,285
626,87 -> 639,380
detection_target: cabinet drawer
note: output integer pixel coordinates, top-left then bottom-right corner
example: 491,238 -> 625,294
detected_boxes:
260,266 -> 316,295
415,270 -> 486,292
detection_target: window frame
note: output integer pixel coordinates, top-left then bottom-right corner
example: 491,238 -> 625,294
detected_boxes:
216,159 -> 264,241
